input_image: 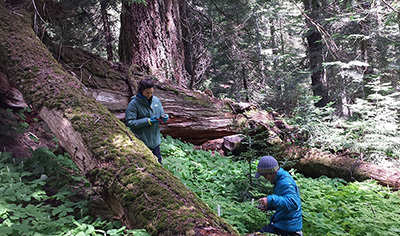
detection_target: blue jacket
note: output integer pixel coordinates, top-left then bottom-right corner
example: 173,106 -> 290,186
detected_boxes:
125,95 -> 164,149
267,168 -> 303,232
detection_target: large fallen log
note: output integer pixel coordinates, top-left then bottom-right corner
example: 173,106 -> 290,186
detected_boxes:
280,145 -> 400,190
2,1 -> 399,195
0,1 -> 237,235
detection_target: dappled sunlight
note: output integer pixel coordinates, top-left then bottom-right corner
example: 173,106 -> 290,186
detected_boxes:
110,133 -> 156,163
112,133 -> 135,149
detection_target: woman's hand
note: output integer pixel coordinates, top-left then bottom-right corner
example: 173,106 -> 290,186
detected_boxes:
258,197 -> 268,208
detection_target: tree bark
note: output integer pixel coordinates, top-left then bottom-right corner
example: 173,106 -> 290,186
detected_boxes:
100,0 -> 114,61
303,0 -> 329,107
119,0 -> 188,86
0,1 -> 237,235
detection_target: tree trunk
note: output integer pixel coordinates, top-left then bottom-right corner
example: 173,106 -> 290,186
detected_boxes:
270,17 -> 282,100
100,0 -> 114,61
0,2 -> 237,235
303,0 -> 329,107
119,0 -> 188,86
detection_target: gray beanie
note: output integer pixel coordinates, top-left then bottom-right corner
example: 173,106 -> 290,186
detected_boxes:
255,156 -> 279,178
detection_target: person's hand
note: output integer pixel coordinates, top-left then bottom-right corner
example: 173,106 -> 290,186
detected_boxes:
149,116 -> 160,124
258,197 -> 268,209
160,114 -> 169,123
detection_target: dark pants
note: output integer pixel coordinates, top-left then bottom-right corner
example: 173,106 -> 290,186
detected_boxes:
259,224 -> 303,236
151,145 -> 162,164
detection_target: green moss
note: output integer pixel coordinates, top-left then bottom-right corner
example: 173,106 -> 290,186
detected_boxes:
71,115 -> 81,121
102,153 -> 117,161
145,224 -> 157,235
123,175 -> 141,185
88,168 -> 114,186
121,191 -> 136,203
116,157 -> 127,167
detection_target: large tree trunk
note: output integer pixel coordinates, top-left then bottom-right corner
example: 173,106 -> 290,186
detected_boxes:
119,0 -> 188,86
0,2 -> 237,235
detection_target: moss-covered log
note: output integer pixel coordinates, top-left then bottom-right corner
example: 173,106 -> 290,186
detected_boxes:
0,1 -> 237,235
42,37 -> 137,120
274,145 -> 400,189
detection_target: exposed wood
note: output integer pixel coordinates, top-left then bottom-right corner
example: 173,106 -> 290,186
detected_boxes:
0,1 -> 237,235
156,85 -> 240,144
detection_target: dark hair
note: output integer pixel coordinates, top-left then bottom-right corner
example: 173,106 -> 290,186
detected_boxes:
137,77 -> 155,94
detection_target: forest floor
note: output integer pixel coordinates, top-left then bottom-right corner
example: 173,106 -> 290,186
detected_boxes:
0,108 -> 117,220
0,109 -> 58,158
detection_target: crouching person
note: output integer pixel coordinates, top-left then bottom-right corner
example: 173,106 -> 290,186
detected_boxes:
255,156 -> 303,236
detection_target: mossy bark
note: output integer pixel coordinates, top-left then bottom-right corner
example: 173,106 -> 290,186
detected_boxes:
41,34 -> 137,119
0,1 -> 237,235
273,145 -> 400,189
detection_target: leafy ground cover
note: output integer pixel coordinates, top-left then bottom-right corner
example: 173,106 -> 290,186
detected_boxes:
1,124 -> 399,235
0,148 -> 149,236
161,135 -> 400,235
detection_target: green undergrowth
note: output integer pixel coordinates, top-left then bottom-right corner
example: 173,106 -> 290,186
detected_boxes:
298,176 -> 400,236
161,136 -> 271,234
161,135 -> 400,235
2,126 -> 399,236
0,148 -> 149,236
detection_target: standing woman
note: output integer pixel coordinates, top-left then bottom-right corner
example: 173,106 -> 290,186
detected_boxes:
125,76 -> 169,164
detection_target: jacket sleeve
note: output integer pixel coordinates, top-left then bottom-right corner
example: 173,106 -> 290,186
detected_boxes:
125,102 -> 151,130
267,181 -> 300,212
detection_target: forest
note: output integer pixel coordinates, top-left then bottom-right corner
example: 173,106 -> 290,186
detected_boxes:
0,0 -> 400,235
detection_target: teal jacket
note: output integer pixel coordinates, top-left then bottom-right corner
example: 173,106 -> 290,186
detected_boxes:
267,168 -> 303,232
125,95 -> 164,149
